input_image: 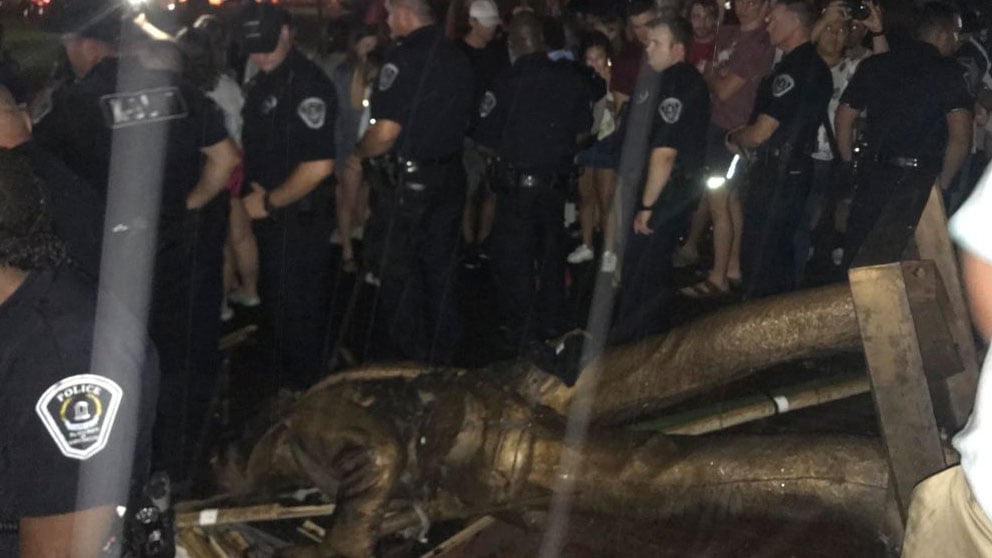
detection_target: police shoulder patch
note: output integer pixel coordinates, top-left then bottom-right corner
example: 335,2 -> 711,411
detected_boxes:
379,63 -> 400,92
772,74 -> 796,98
297,97 -> 327,129
35,374 -> 123,460
658,97 -> 683,124
479,91 -> 497,118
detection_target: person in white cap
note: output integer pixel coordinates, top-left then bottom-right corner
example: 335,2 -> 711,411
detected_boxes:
459,0 -> 509,268
468,0 -> 502,44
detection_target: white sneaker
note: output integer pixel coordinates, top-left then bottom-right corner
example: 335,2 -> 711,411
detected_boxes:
600,251 -> 618,273
567,244 -> 594,264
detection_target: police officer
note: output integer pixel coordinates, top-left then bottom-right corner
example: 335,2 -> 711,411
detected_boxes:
35,0 -> 239,489
474,12 -> 594,349
0,150 -> 159,556
726,0 -> 832,298
237,2 -> 338,390
611,17 -> 710,345
836,2 -> 974,266
346,0 -> 473,363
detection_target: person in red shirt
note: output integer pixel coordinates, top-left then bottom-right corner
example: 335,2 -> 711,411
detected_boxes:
687,0 -> 719,73
610,0 -> 657,101
676,0 -> 774,298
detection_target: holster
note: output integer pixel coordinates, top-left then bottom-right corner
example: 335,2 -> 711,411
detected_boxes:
364,154 -> 401,193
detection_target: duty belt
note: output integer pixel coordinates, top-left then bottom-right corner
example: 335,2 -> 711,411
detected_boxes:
884,156 -> 922,169
504,167 -> 569,190
398,151 -> 461,173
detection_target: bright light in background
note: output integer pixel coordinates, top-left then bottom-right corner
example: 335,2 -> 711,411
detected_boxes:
127,0 -> 146,7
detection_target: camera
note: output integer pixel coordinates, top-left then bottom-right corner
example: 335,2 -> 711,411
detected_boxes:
844,0 -> 871,21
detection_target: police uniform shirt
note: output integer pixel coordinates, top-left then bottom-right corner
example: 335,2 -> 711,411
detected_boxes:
840,40 -> 974,166
474,52 -> 594,176
242,48 -> 337,193
649,61 -> 711,177
34,57 -> 230,223
0,267 -> 158,555
749,41 -> 832,156
371,24 -> 474,161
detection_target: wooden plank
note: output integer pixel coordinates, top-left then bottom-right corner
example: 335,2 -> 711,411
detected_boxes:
849,262 -> 948,517
912,186 -> 979,427
175,503 -> 335,528
420,516 -> 530,558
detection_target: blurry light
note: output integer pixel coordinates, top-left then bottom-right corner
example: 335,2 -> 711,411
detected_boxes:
369,118 -> 376,125
166,2 -> 175,9
127,0 -> 146,7
725,154 -> 741,180
724,0 -> 731,9
362,99 -> 369,108
706,176 -> 726,190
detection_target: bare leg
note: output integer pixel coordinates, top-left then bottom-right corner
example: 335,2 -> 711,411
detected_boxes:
706,187 -> 732,290
461,194 -> 478,245
337,159 -> 364,262
577,168 -> 597,248
223,235 -> 237,296
229,197 -> 260,300
477,188 -> 495,245
681,194 -> 710,257
595,168 -> 618,252
727,189 -> 743,281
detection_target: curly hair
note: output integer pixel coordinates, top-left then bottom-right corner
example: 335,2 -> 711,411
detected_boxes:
0,149 -> 65,270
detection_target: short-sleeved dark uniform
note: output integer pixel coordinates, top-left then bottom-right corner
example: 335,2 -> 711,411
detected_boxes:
364,24 -> 473,363
739,41 -> 832,298
459,36 -> 511,205
474,52 -> 594,345
242,48 -> 338,389
34,56 -> 230,482
0,266 -> 158,555
839,40 -> 974,266
612,61 -> 710,345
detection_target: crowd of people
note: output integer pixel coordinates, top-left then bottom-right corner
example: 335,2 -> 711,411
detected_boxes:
0,0 -> 991,553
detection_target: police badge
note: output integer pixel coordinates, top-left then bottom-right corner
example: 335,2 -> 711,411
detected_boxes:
379,63 -> 400,92
772,74 -> 795,98
297,97 -> 327,129
261,95 -> 279,115
36,374 -> 123,460
479,91 -> 497,118
659,97 -> 683,124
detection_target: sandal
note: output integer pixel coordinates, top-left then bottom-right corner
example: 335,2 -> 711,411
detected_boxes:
679,279 -> 730,299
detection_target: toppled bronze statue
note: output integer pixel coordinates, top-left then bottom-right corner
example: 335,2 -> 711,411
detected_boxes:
222,284 -> 899,557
